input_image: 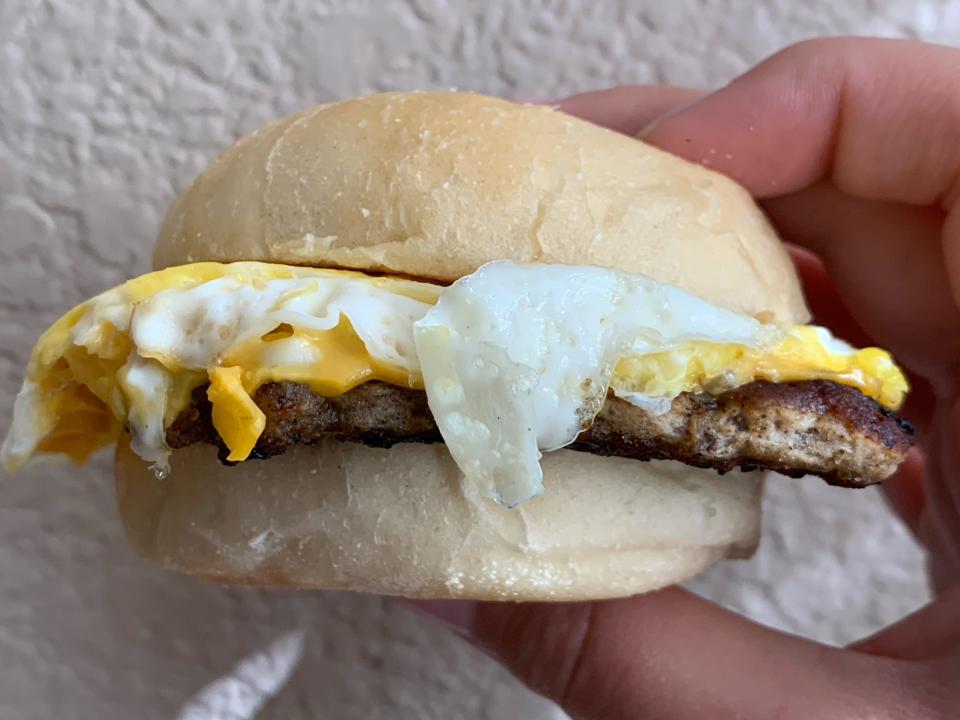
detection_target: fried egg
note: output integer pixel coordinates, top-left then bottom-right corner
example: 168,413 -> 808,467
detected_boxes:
1,262 -> 439,474
414,262 -> 906,505
1,261 -> 907,506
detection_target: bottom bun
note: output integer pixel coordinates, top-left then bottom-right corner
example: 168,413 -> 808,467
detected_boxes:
115,437 -> 763,601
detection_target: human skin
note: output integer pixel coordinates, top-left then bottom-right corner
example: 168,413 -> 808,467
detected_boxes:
410,39 -> 960,719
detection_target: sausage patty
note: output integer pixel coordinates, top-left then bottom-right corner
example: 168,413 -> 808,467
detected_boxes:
166,380 -> 912,486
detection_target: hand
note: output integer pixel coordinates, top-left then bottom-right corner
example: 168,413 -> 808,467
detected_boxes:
409,39 -> 960,719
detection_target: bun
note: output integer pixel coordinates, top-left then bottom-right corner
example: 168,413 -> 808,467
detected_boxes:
115,438 -> 762,600
139,91 -> 803,598
154,92 -> 808,322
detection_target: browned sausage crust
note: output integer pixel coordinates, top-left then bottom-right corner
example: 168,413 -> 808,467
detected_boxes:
166,379 -> 913,487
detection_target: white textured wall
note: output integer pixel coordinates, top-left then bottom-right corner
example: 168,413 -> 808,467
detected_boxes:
1,2 -> 956,718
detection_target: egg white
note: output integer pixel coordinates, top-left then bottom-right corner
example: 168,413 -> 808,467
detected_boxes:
414,262 -> 786,506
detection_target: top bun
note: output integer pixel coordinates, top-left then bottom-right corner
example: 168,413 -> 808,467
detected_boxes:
154,92 -> 808,322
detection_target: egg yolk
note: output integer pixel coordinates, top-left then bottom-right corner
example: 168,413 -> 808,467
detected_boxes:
613,327 -> 906,411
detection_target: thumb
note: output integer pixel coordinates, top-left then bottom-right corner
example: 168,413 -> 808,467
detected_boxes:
410,589 -> 922,720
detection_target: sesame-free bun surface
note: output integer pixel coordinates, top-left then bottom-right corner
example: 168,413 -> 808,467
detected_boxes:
139,91 -> 804,598
154,91 -> 808,322
115,438 -> 762,601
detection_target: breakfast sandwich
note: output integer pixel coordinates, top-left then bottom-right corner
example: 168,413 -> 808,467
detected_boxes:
2,93 -> 912,599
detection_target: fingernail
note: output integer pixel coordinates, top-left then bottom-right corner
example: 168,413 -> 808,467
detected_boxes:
638,94 -> 707,137
511,97 -> 563,106
397,599 -> 477,636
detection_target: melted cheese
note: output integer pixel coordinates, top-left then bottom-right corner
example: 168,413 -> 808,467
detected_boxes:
208,366 -> 266,462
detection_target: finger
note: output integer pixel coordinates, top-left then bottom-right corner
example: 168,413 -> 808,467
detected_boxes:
551,85 -> 702,135
881,448 -> 928,540
765,183 -> 960,395
788,240 -> 936,425
788,244 -> 930,534
555,67 -> 960,389
926,399 -> 960,589
645,37 -> 960,387
469,589 -> 923,720
851,585 -> 960,660
909,400 -> 960,594
787,244 -> 874,347
778,190 -> 946,538
645,38 -> 960,206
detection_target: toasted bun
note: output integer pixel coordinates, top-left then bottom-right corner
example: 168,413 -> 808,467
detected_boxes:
115,438 -> 762,601
154,92 -> 808,322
